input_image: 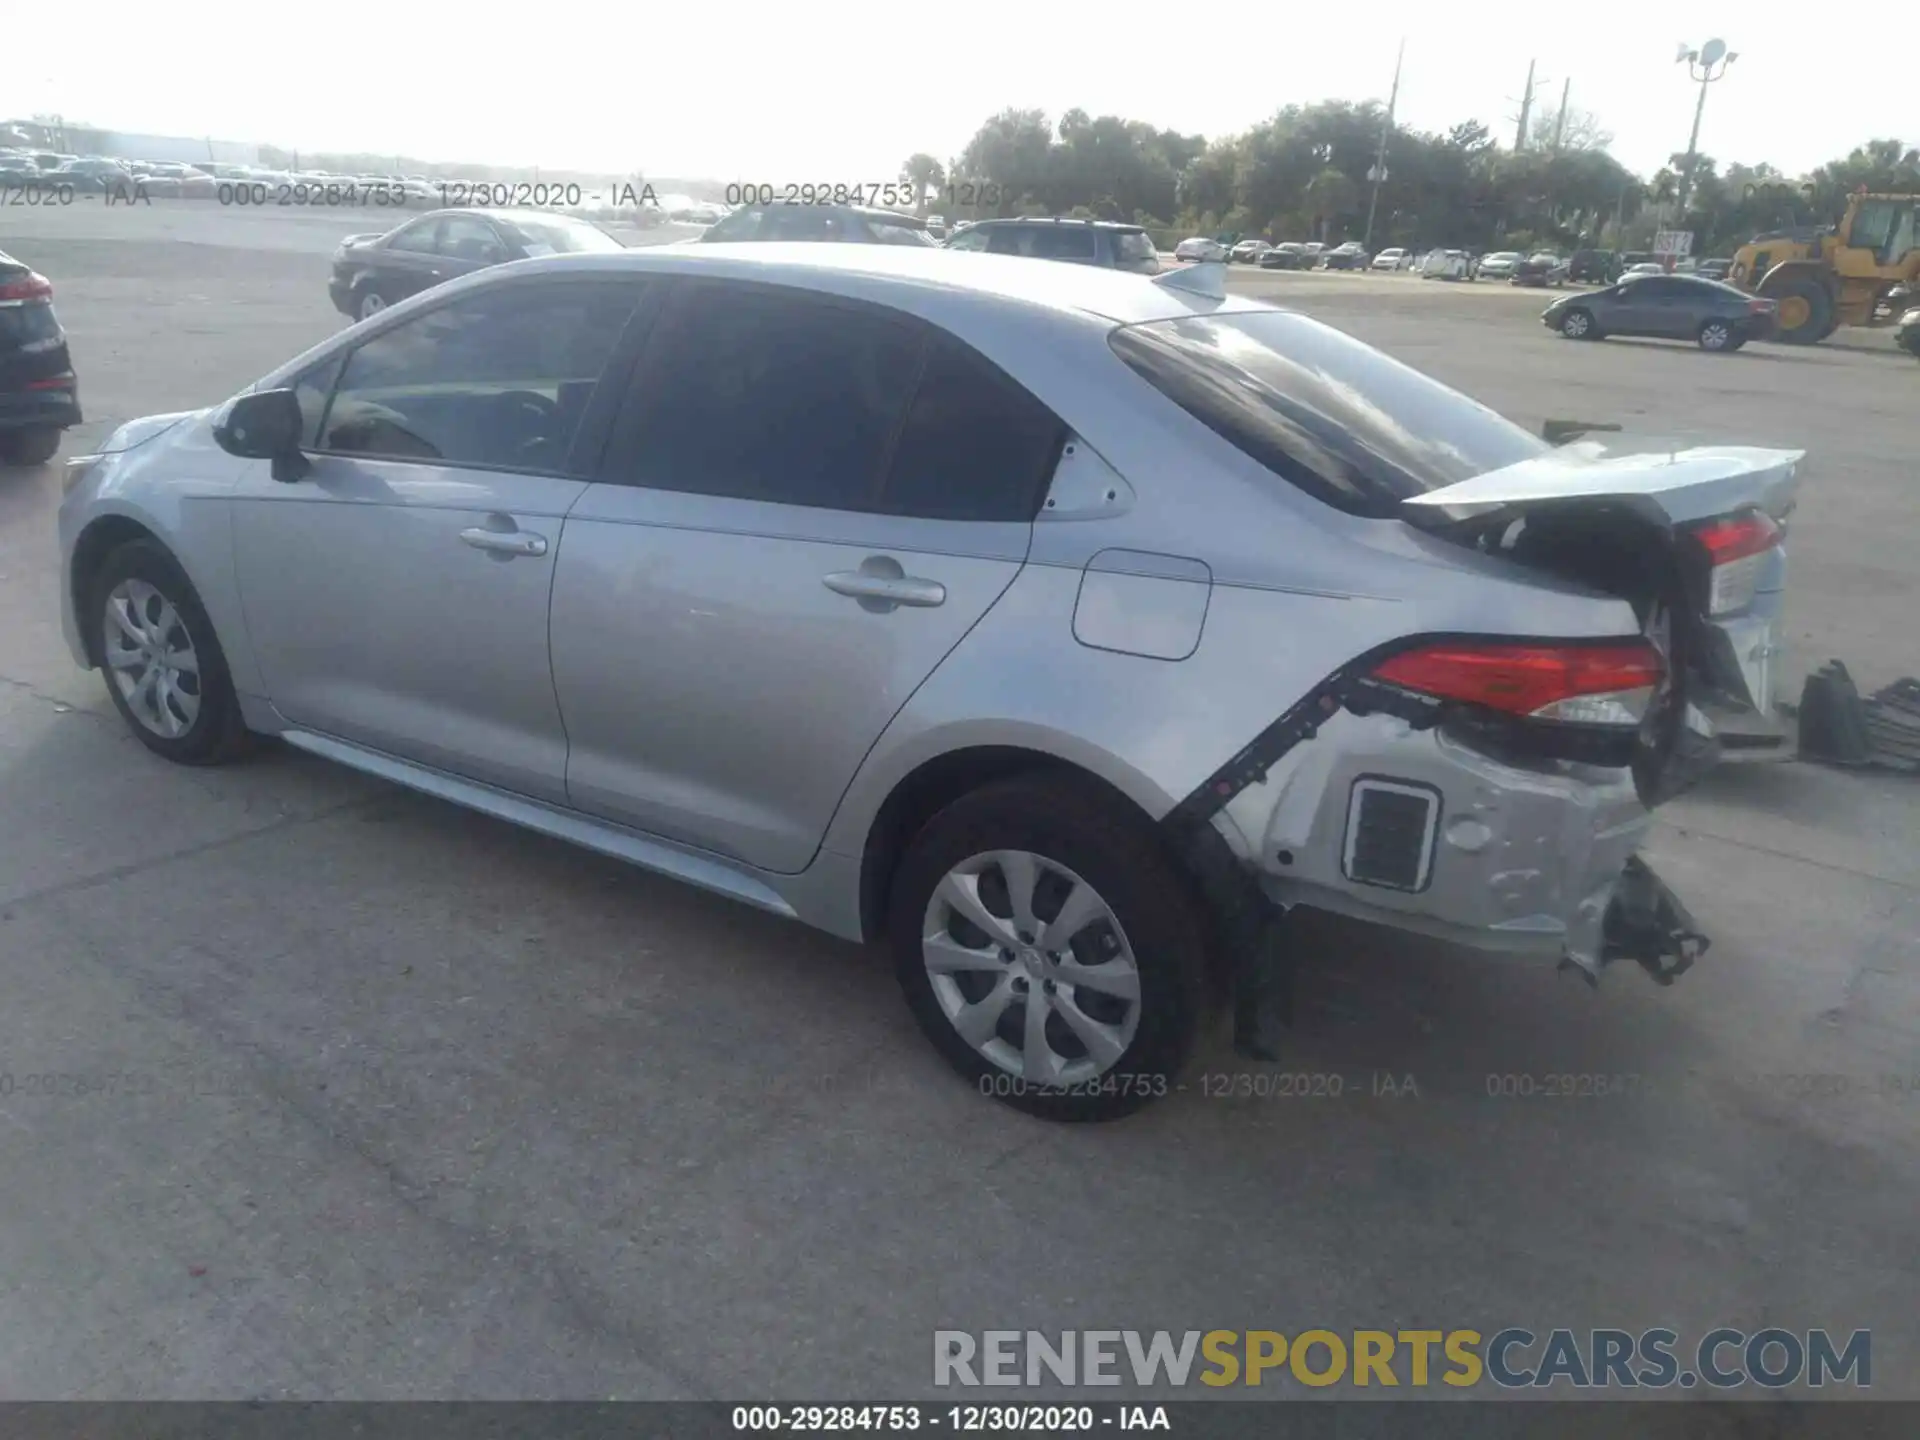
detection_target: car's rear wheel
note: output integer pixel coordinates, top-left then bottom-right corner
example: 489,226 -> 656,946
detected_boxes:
1698,319 -> 1735,352
888,776 -> 1204,1121
89,539 -> 254,765
1559,308 -> 1598,339
0,426 -> 63,467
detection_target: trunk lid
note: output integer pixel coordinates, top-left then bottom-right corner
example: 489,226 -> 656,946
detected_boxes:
1401,442 -> 1805,802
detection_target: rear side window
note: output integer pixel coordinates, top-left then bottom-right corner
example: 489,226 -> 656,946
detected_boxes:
1114,230 -> 1156,262
1032,227 -> 1097,261
611,283 -> 920,509
1110,312 -> 1546,517
881,336 -> 1065,521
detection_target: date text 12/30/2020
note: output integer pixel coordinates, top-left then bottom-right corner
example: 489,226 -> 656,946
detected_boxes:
724,182 -> 1008,209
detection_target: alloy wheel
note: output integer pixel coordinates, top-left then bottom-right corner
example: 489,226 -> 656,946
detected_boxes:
1701,321 -> 1730,350
358,291 -> 387,321
1562,310 -> 1591,338
921,849 -> 1142,1086
102,578 -> 202,738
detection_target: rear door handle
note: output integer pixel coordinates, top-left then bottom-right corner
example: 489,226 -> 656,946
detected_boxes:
823,571 -> 946,608
460,526 -> 548,558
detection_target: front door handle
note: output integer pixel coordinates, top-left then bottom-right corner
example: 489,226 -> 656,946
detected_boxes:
460,526 -> 548,558
823,570 -> 946,609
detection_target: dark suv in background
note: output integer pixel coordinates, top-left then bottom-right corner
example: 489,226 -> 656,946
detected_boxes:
699,204 -> 936,247
0,249 -> 81,467
1567,248 -> 1620,284
943,218 -> 1161,273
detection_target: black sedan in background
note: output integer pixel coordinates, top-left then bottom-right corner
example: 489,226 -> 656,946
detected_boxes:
328,209 -> 624,323
1543,273 -> 1778,352
0,250 -> 81,467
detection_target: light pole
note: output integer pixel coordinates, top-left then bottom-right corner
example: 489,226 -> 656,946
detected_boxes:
1674,38 -> 1737,214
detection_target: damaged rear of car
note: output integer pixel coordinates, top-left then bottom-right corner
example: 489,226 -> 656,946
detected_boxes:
1109,311 -> 1799,1039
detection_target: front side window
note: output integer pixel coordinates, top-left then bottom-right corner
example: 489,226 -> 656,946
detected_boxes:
763,206 -> 847,242
505,214 -> 624,255
1110,312 -> 1546,517
610,283 -> 920,509
435,215 -> 508,263
985,227 -> 1036,257
945,227 -> 991,252
317,280 -> 645,473
384,219 -> 440,254
704,206 -> 766,242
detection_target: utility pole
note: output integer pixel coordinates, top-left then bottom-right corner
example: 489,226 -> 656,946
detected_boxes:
1362,39 -> 1404,250
1513,60 -> 1537,150
1551,78 -> 1570,154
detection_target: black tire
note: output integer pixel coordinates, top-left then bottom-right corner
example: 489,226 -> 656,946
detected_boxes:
888,775 -> 1205,1122
1559,307 -> 1599,340
1697,318 -> 1736,352
87,538 -> 255,765
0,426 -> 62,467
1759,274 -> 1833,345
352,282 -> 391,323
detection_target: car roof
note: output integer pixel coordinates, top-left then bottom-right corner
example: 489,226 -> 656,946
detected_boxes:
968,217 -> 1148,232
484,243 -> 1269,326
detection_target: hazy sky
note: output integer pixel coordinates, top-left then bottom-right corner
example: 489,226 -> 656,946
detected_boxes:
18,5 -> 1905,183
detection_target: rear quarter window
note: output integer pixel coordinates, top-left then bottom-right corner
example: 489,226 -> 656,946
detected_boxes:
1109,312 -> 1546,518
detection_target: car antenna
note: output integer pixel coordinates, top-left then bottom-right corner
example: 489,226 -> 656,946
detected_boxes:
1153,261 -> 1228,300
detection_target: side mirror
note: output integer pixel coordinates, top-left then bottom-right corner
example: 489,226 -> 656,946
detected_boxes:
213,388 -> 310,482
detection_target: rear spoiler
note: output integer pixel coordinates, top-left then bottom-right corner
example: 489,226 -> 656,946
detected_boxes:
1402,443 -> 1805,528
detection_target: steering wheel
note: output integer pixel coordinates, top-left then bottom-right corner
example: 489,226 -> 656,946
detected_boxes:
479,389 -> 563,461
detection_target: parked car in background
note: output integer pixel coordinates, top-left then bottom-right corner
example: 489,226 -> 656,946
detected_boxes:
1511,253 -> 1569,287
700,204 -> 936,248
1319,242 -> 1369,270
329,209 -> 626,322
925,215 -> 949,240
51,158 -> 136,194
1543,273 -> 1778,351
1895,303 -> 1920,359
1417,248 -> 1473,280
1567,248 -> 1620,284
1230,239 -> 1272,264
0,250 -> 81,466
1695,258 -> 1733,281
59,243 -> 1799,1118
1369,247 -> 1410,271
1620,262 -> 1666,282
1619,251 -> 1658,272
1173,236 -> 1228,263
1476,250 -> 1524,281
1258,243 -> 1312,270
946,218 -> 1161,273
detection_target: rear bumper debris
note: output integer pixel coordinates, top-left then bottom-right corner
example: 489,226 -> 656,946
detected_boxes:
1592,854 -> 1710,986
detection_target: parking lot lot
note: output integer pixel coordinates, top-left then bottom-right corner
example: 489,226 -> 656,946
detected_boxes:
1,203 -> 1916,1403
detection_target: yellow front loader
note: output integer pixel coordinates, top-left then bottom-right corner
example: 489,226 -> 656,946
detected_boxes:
1728,192 -> 1920,344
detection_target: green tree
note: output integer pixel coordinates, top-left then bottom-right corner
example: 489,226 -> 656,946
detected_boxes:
901,153 -> 946,213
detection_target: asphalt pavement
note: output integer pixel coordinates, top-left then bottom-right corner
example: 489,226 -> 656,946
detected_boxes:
0,204 -> 1914,1403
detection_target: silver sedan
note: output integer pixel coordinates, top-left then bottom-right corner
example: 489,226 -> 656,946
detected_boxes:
59,245 -> 1802,1118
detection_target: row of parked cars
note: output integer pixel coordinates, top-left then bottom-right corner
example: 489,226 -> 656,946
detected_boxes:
0,147 -> 447,201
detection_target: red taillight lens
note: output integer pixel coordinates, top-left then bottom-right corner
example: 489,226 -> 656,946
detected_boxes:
1693,511 -> 1780,565
1372,641 -> 1664,724
1692,511 -> 1782,615
0,271 -> 53,302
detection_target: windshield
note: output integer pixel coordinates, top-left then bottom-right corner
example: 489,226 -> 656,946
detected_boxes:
1110,311 -> 1546,518
503,215 -> 625,254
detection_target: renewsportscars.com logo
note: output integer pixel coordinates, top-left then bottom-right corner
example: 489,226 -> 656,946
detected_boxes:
933,1328 -> 1871,1390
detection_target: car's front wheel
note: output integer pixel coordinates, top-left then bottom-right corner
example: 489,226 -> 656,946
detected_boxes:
354,284 -> 391,322
889,776 -> 1205,1121
0,426 -> 63,467
89,539 -> 255,765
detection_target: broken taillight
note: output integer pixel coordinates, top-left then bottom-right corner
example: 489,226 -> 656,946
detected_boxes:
1691,510 -> 1782,615
1372,640 -> 1664,727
